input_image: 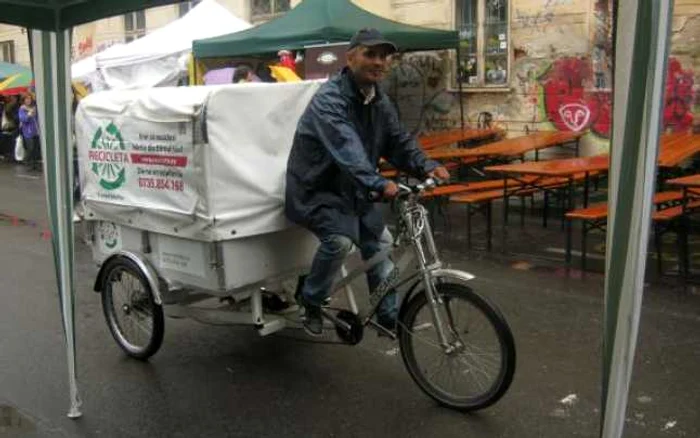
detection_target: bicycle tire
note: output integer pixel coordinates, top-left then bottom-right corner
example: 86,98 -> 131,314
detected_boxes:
101,257 -> 164,360
398,282 -> 515,411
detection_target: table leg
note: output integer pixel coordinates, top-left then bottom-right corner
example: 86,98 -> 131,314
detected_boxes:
501,177 -> 508,253
681,187 -> 690,280
584,172 -> 590,208
565,177 -> 574,265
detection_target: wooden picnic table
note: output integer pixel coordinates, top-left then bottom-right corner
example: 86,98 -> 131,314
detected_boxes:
484,155 -> 609,261
418,128 -> 503,150
426,130 -> 585,161
666,173 -> 700,189
657,133 -> 700,168
664,173 -> 700,278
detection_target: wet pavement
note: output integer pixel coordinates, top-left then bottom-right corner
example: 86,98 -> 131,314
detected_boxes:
1,161 -> 699,437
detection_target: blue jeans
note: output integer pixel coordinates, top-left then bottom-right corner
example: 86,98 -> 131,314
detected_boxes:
302,228 -> 397,322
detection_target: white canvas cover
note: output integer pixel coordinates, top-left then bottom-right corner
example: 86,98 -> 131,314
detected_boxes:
94,0 -> 250,90
75,80 -> 323,242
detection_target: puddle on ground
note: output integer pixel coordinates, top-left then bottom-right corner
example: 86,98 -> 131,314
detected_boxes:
0,404 -> 36,435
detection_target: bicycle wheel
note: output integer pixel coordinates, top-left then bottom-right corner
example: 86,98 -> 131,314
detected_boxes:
398,282 -> 515,411
101,257 -> 164,360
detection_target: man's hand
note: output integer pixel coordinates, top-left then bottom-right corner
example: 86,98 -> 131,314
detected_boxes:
382,180 -> 399,199
429,166 -> 450,182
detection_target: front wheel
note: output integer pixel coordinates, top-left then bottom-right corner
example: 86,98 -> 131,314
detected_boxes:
398,283 -> 516,411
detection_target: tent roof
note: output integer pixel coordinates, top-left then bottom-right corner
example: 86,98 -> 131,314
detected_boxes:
97,0 -> 250,69
0,0 -> 185,32
193,0 -> 459,58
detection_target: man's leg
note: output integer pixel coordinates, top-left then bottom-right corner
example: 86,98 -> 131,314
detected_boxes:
299,234 -> 354,336
360,228 -> 398,330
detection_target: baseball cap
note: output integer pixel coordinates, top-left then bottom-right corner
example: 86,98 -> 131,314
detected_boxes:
348,28 -> 398,53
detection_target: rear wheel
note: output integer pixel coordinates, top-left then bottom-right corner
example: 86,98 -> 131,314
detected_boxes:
100,257 -> 164,360
398,283 -> 515,411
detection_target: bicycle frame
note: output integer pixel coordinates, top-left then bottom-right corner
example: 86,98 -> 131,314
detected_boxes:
322,182 -> 472,346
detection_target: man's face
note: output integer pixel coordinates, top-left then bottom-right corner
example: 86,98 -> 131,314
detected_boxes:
347,45 -> 393,85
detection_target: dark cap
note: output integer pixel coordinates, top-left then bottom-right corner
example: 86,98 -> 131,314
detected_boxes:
348,28 -> 398,53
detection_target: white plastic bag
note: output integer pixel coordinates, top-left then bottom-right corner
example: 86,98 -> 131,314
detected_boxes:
14,135 -> 24,162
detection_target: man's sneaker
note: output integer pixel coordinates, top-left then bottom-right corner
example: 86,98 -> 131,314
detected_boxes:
376,314 -> 397,338
296,294 -> 323,337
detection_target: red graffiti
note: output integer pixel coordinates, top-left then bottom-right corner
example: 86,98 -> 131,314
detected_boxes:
539,57 -> 612,137
664,58 -> 695,133
540,56 -> 695,138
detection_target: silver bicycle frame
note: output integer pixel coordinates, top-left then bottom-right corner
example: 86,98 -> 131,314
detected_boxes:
323,190 -> 453,345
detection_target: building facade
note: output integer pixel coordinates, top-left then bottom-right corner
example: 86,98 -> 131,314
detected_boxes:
0,0 -> 697,151
374,0 -> 699,152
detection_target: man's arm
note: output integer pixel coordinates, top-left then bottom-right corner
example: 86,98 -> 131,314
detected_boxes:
382,103 -> 440,178
306,93 -> 388,193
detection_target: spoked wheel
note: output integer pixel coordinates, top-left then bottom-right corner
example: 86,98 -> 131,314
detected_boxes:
398,283 -> 516,411
100,257 -> 164,360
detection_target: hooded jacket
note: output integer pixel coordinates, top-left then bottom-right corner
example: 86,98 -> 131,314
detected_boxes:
285,67 -> 438,243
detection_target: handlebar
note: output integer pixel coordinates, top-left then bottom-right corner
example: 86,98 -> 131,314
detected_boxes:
369,177 -> 442,202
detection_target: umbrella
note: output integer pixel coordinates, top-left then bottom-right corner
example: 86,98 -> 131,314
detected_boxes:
0,70 -> 34,95
0,61 -> 31,80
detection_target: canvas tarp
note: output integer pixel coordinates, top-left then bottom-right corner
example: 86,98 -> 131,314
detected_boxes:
192,0 -> 459,58
76,80 -> 322,242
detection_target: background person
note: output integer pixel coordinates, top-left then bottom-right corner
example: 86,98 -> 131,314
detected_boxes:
19,93 -> 40,170
0,95 -> 19,161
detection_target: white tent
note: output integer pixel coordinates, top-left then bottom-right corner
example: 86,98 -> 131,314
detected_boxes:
71,43 -> 125,90
74,0 -> 250,90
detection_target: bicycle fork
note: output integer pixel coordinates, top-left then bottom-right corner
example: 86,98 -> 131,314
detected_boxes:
410,212 -> 457,353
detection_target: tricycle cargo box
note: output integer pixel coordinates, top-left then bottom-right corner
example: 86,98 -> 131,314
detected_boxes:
77,82 -> 323,291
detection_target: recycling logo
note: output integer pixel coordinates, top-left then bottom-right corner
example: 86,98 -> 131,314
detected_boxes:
89,122 -> 129,191
99,222 -> 120,250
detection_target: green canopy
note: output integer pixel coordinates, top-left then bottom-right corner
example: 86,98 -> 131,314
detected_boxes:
0,0 -> 181,31
0,0 -> 186,420
193,0 -> 459,58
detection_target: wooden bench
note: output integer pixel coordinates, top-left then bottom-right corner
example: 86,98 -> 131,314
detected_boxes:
564,191 -> 694,272
450,188 -> 542,251
420,176 -> 541,200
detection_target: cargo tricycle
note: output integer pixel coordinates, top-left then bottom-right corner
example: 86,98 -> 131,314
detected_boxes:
76,81 -> 515,411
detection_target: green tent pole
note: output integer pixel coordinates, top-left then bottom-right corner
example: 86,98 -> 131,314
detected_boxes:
30,28 -> 82,419
601,1 -> 673,436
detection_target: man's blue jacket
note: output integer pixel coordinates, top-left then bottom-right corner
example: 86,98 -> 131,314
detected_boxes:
285,68 -> 438,243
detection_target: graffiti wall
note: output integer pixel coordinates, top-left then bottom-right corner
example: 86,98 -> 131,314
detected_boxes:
384,0 -> 700,153
382,51 -> 460,135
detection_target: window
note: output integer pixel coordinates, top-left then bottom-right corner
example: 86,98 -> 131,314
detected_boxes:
456,0 -> 510,88
0,41 -> 15,63
251,0 -> 290,22
179,0 -> 202,17
124,10 -> 146,43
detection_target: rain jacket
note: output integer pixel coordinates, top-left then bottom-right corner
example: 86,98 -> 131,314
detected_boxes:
285,67 -> 439,243
19,105 -> 39,139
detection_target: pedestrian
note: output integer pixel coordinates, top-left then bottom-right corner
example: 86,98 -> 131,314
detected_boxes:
232,65 -> 254,83
285,28 -> 450,336
19,93 -> 40,170
0,95 -> 20,161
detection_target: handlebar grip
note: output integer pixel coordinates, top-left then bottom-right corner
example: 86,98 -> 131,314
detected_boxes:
368,191 -> 382,202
